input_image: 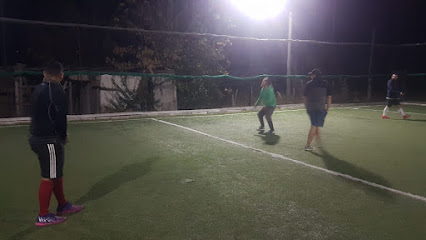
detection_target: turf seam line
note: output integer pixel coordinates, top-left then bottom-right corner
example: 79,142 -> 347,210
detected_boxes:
151,118 -> 426,203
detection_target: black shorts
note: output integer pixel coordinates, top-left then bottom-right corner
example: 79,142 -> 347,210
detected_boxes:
29,137 -> 65,179
387,99 -> 401,107
307,109 -> 328,127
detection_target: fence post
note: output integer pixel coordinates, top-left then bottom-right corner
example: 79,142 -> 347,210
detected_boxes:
0,0 -> 7,66
68,81 -> 73,114
367,28 -> 376,101
286,12 -> 293,103
14,63 -> 25,116
14,78 -> 22,116
249,83 -> 253,106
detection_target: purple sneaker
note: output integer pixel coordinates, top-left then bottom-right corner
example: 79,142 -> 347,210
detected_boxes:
56,202 -> 84,216
35,213 -> 66,226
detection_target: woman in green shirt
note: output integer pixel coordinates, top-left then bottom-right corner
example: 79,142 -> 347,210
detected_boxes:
254,77 -> 277,134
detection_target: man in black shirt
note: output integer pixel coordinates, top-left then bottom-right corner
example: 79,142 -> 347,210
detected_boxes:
303,69 -> 332,151
382,73 -> 410,119
29,61 -> 83,226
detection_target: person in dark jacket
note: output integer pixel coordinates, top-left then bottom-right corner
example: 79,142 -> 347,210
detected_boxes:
382,73 -> 410,119
303,69 -> 332,151
29,61 -> 83,226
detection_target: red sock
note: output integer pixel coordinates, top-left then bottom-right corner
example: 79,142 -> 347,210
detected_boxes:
39,180 -> 54,216
53,177 -> 67,207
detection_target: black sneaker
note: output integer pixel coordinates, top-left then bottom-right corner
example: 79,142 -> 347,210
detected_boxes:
257,126 -> 265,131
267,130 -> 275,134
56,202 -> 84,216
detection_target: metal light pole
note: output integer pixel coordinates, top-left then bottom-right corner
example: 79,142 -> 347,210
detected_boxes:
367,28 -> 376,101
0,0 -> 7,65
286,11 -> 293,102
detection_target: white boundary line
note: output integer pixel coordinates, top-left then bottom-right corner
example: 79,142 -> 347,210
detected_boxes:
360,108 -> 426,116
0,116 -> 148,128
1,106 -> 425,128
151,118 -> 426,203
0,109 -> 307,127
169,109 -> 306,119
404,102 -> 426,107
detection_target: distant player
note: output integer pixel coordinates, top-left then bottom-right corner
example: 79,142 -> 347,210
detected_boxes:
382,73 -> 410,119
29,61 -> 83,226
303,69 -> 332,151
254,77 -> 276,134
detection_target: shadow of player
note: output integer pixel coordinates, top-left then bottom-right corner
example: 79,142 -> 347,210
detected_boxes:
76,158 -> 156,204
8,158 -> 155,240
255,132 -> 280,145
8,227 -> 40,240
403,119 -> 426,122
309,148 -> 395,201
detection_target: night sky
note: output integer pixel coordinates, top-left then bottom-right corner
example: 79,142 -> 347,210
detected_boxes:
1,0 -> 426,75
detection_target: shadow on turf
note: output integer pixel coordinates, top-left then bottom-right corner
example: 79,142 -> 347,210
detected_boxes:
8,159 -> 156,240
309,149 -> 395,201
76,158 -> 156,204
8,227 -> 39,240
255,132 -> 280,145
399,119 -> 426,122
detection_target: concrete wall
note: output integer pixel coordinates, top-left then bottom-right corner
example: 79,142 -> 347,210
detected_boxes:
0,73 -> 178,116
99,75 -> 141,112
98,75 -> 177,112
153,77 -> 177,111
0,78 -> 15,117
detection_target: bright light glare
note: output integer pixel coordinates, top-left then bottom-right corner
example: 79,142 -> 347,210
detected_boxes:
230,0 -> 287,20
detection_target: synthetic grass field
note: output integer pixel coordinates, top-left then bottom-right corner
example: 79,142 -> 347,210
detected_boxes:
1,104 -> 426,240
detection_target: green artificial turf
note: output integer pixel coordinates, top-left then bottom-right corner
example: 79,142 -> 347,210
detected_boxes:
0,105 -> 425,240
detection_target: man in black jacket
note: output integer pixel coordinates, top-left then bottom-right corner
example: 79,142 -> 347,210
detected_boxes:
303,69 -> 332,151
29,61 -> 83,226
382,73 -> 410,119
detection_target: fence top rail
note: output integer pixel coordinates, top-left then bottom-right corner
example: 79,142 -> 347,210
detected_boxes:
1,17 -> 426,48
1,70 -> 425,80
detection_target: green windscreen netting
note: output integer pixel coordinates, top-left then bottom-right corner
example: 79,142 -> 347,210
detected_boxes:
1,16 -> 426,117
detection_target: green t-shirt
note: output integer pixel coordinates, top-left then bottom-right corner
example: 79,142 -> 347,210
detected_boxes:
255,86 -> 276,107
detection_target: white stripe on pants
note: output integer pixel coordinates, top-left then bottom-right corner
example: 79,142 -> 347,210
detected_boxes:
47,144 -> 57,179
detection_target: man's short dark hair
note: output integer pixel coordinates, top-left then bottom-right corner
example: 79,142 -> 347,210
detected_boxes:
44,61 -> 64,76
308,68 -> 322,76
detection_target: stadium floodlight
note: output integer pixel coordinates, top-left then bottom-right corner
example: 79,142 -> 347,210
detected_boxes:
230,0 -> 287,20
230,0 -> 292,102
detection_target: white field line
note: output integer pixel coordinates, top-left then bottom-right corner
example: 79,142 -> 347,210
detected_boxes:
72,109 -> 303,122
164,105 -> 426,119
404,102 -> 426,107
360,108 -> 426,116
0,109 -> 306,128
0,125 -> 26,128
0,116 -> 147,128
70,118 -> 145,124
1,105 -> 425,128
152,118 -> 426,203
166,106 -> 385,119
169,109 -> 306,119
